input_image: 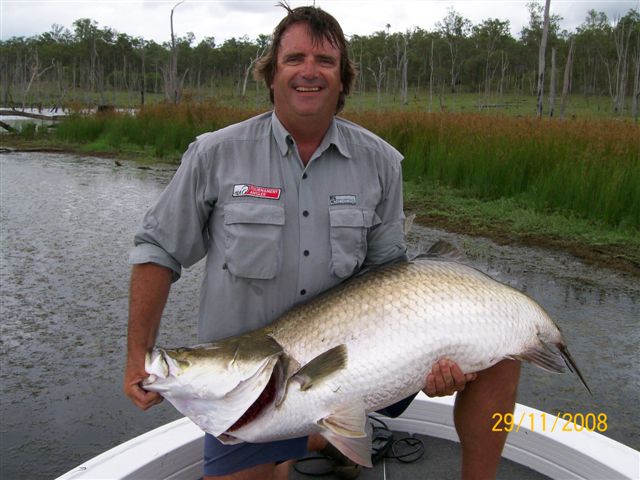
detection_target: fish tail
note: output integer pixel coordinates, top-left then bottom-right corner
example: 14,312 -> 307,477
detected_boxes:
558,343 -> 592,395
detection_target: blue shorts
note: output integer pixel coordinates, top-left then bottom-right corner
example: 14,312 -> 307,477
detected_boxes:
203,434 -> 308,476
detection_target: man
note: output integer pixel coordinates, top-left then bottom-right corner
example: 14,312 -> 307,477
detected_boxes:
124,5 -> 520,480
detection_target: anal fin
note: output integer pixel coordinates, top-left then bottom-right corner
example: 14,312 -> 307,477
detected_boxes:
319,401 -> 372,468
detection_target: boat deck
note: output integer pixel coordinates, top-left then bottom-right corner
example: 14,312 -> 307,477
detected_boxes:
291,431 -> 549,480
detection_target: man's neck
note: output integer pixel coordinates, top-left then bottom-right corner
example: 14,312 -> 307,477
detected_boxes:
276,112 -> 333,166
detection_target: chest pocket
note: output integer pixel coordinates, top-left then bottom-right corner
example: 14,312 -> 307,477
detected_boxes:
224,203 -> 285,279
329,208 -> 381,278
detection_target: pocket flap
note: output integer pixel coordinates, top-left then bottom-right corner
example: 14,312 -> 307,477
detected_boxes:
224,203 -> 285,226
329,208 -> 380,228
329,208 -> 365,228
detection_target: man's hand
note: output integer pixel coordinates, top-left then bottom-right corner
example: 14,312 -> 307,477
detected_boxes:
423,359 -> 478,397
124,357 -> 164,410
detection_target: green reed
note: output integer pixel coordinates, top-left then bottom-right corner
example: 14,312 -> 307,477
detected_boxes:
345,112 -> 639,230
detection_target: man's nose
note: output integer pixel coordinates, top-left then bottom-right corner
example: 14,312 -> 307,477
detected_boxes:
301,58 -> 318,78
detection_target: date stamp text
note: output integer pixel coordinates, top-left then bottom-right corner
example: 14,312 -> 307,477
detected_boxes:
491,412 -> 608,433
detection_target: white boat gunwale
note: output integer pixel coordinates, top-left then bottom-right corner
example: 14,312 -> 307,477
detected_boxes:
56,393 -> 640,480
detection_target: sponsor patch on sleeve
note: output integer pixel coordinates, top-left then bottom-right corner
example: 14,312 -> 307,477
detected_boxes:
329,194 -> 357,206
232,184 -> 281,200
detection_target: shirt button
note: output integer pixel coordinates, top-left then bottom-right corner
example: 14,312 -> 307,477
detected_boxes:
303,250 -> 309,256
302,210 -> 309,217
300,289 -> 307,295
302,173 -> 308,179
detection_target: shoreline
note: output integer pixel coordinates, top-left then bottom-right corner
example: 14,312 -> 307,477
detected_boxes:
3,140 -> 638,277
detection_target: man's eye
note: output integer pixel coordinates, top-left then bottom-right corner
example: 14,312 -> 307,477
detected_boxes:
318,57 -> 336,66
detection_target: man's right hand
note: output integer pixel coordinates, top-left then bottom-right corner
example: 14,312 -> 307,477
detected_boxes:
124,357 -> 164,410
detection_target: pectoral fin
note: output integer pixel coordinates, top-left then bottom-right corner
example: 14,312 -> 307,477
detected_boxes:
319,402 -> 372,468
292,344 -> 348,391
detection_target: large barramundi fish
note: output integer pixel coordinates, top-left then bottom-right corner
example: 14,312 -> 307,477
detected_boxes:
143,242 -> 589,467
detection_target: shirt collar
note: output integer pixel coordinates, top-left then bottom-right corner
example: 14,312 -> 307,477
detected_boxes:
271,112 -> 351,160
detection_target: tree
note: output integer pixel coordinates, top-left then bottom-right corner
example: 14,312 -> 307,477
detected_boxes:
437,8 -> 472,93
559,37 -> 575,118
536,0 -> 551,117
162,1 -> 188,103
472,18 -> 511,100
607,10 -> 640,115
575,10 -> 611,97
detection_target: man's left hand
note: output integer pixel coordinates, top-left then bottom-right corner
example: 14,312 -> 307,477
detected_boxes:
423,359 -> 478,397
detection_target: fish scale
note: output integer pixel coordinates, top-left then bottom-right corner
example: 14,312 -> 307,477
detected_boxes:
144,257 -> 589,467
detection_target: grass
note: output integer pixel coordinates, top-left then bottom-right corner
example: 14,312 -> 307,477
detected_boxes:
51,101 -> 257,160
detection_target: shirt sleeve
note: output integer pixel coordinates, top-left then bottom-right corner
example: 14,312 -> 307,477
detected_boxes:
364,150 -> 407,267
128,141 -> 215,281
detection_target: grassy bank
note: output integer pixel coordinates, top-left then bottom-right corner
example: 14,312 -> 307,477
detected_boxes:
4,103 -> 639,274
403,181 -> 639,275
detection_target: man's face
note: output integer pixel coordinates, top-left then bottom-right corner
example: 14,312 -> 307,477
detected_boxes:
271,22 -> 343,127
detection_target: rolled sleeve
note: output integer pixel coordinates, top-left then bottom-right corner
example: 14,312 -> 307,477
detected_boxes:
129,141 -> 215,281
129,243 -> 182,281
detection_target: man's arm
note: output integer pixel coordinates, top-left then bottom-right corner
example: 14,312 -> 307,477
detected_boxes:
124,263 -> 173,410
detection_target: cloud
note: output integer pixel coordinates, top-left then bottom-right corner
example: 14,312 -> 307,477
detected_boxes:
1,0 -> 638,43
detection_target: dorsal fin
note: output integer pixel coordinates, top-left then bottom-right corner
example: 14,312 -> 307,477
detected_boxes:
403,213 -> 416,236
410,240 -> 464,262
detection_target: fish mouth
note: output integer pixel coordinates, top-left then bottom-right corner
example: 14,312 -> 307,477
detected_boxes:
227,368 -> 279,432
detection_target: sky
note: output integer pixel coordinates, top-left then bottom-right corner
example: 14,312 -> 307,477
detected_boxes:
1,0 -> 639,45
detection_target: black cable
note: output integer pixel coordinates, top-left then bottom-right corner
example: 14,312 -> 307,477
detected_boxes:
369,415 -> 425,464
293,415 -> 425,476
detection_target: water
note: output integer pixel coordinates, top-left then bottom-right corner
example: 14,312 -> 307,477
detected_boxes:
0,153 -> 638,478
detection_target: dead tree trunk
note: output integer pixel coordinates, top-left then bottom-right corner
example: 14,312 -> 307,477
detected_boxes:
499,51 -> 509,98
615,23 -> 632,115
400,34 -> 409,105
632,36 -> 640,122
368,57 -> 386,105
241,44 -> 267,99
560,37 -> 575,119
548,47 -> 557,117
428,39 -> 434,112
22,50 -> 55,110
536,0 -> 551,118
163,0 -> 186,103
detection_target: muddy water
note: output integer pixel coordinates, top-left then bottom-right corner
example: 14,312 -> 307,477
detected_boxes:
0,153 -> 638,479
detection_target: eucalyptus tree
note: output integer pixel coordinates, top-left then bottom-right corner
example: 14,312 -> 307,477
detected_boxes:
609,10 -> 640,115
574,10 -> 611,96
520,1 -> 562,96
471,18 -> 512,101
436,8 -> 472,93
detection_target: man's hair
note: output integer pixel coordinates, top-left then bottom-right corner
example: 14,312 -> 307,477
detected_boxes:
253,3 -> 357,114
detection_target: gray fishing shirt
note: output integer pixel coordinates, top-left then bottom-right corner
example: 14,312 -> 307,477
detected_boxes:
130,111 -> 406,342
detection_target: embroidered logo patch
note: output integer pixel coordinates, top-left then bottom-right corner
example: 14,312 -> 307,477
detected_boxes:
329,194 -> 357,206
232,184 -> 281,200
